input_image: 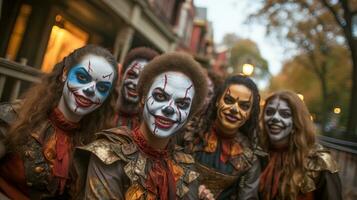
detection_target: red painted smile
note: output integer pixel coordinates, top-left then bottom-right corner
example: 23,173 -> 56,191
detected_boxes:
126,87 -> 138,97
154,115 -> 175,129
74,93 -> 98,108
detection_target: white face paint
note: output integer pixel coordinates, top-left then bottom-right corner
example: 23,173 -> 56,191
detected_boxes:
61,54 -> 115,117
122,59 -> 148,103
264,98 -> 293,143
143,72 -> 195,138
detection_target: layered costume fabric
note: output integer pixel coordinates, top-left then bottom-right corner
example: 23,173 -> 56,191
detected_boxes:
180,75 -> 261,199
0,45 -> 118,199
74,52 -> 208,200
0,105 -> 79,199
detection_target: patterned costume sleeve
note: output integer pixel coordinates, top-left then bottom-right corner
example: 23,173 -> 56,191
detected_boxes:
84,154 -> 126,200
237,158 -> 261,200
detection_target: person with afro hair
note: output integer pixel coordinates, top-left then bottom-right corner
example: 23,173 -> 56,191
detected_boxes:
115,47 -> 159,130
73,52 -> 211,200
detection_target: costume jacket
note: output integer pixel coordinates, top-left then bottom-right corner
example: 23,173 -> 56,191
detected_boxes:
0,103 -> 79,199
72,126 -> 200,200
259,144 -> 342,200
181,122 -> 261,200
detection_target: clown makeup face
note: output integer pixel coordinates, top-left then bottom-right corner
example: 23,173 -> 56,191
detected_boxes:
122,59 -> 148,103
143,72 -> 195,138
216,84 -> 253,135
264,98 -> 293,143
61,54 -> 114,119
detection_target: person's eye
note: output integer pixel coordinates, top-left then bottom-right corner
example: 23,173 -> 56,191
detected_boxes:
265,108 -> 275,116
279,110 -> 292,118
153,92 -> 166,101
176,100 -> 190,109
127,70 -> 137,79
97,84 -> 109,93
240,103 -> 250,111
76,72 -> 89,83
224,96 -> 235,104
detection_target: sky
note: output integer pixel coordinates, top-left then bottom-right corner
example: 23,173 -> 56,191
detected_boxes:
194,0 -> 288,76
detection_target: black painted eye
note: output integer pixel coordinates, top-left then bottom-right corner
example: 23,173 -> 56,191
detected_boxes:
265,107 -> 275,116
127,70 -> 138,79
279,110 -> 292,118
224,96 -> 235,104
176,100 -> 190,109
153,91 -> 166,102
240,103 -> 251,111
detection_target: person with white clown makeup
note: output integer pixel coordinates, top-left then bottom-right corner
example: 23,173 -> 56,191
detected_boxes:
115,47 -> 159,129
259,90 -> 342,200
73,52 -> 209,200
0,45 -> 118,199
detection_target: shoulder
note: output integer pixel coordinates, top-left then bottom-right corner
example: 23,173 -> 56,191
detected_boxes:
305,144 -> 339,173
0,101 -> 22,125
299,144 -> 339,193
77,127 -> 137,165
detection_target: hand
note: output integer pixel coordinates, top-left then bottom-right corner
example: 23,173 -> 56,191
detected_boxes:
199,185 -> 215,200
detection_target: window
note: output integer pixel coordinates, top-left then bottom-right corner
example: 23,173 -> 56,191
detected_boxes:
6,4 -> 32,60
41,15 -> 89,72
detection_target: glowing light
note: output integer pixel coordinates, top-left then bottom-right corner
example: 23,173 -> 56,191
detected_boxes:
297,93 -> 304,101
334,107 -> 341,114
242,63 -> 254,76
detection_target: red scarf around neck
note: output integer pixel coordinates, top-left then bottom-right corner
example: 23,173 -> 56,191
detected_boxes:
49,108 -> 80,194
132,127 -> 176,200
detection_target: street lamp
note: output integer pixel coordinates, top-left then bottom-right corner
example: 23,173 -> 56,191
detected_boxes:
297,93 -> 304,101
333,107 -> 341,114
242,63 -> 254,76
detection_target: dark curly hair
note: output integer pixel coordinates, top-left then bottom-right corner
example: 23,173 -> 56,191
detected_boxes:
200,74 -> 260,146
6,45 -> 119,150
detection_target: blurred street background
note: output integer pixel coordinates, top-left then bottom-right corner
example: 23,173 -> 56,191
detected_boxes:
0,0 -> 356,198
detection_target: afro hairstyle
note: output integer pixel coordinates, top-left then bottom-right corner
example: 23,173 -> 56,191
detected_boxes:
137,52 -> 208,118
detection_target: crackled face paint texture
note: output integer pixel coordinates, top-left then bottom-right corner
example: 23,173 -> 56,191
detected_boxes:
143,72 -> 195,138
264,98 -> 293,143
122,59 -> 148,103
62,54 -> 114,116
216,84 -> 253,136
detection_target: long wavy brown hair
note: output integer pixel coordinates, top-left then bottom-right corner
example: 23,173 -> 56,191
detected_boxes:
6,45 -> 119,151
260,90 -> 316,200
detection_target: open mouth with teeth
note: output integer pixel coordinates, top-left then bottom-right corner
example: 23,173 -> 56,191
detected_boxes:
268,124 -> 284,134
74,93 -> 98,108
154,115 -> 176,129
125,85 -> 138,97
223,112 -> 239,123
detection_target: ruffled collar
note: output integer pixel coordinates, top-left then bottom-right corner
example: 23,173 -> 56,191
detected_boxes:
132,127 -> 169,159
203,126 -> 243,163
49,108 -> 80,132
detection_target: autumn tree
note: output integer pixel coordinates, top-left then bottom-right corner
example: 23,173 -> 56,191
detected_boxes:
250,0 -> 357,134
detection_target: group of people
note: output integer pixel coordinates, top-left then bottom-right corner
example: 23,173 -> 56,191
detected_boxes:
0,45 -> 342,200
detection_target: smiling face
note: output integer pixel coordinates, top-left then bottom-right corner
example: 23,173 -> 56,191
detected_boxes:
62,54 -> 114,117
122,59 -> 148,104
215,84 -> 253,136
143,72 -> 195,138
264,97 -> 293,143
